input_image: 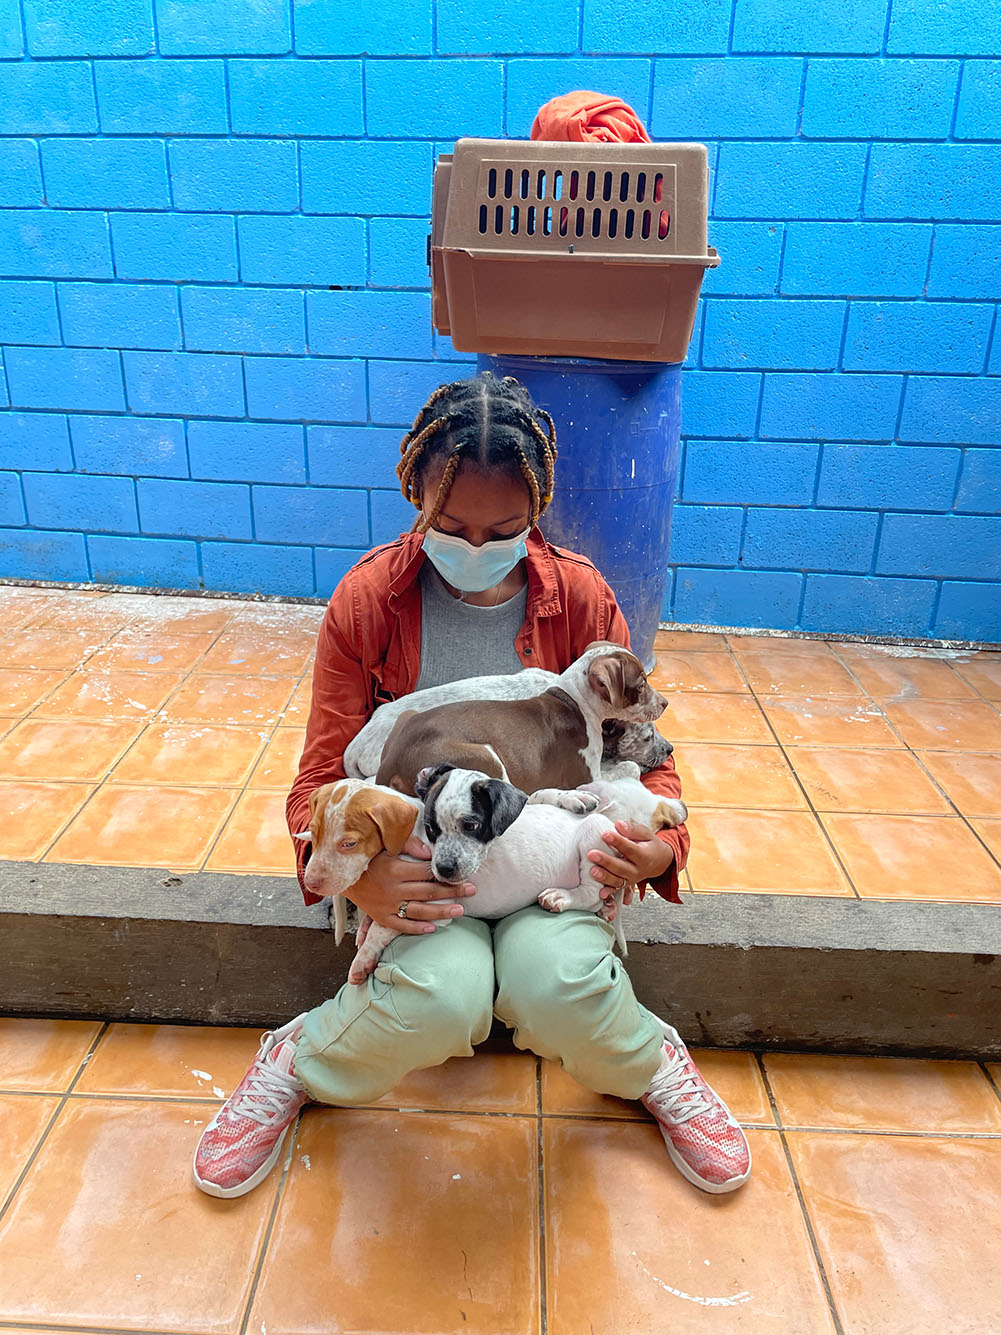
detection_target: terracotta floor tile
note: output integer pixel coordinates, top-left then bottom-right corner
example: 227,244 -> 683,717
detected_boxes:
22,599 -> 136,636
786,747 -> 952,814
0,1098 -> 280,1332
85,629 -> 217,674
0,668 -> 68,715
30,669 -> 184,721
47,784 -> 237,869
821,813 -> 1001,903
0,1019 -> 103,1092
195,627 -> 316,677
764,1053 -> 1001,1132
0,780 -> 95,859
788,1132 -> 1001,1335
0,628 -> 107,670
280,674 -> 313,724
540,1059 -> 644,1120
986,1063 -> 1001,1094
112,594 -> 239,636
970,818 -> 1001,863
0,1094 -> 58,1205
248,726 -> 305,790
883,698 -> 1001,751
953,653 -> 1001,701
544,1123 -> 835,1335
686,808 -> 852,896
0,590 -> 66,632
227,601 -> 326,632
915,751 -> 1001,818
0,718 -> 142,781
728,634 -> 838,656
649,650 -> 749,694
76,1023 -> 260,1098
109,721 -> 268,787
760,695 -> 903,747
836,650 -> 976,702
250,1108 -> 539,1335
370,1050 -> 538,1114
541,1049 -> 774,1124
205,788 -> 296,875
663,691 -> 774,744
677,743 -> 805,809
655,629 -> 728,651
159,673 -> 297,726
734,650 -> 862,698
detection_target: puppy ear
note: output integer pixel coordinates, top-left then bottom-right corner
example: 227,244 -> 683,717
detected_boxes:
587,654 -> 627,708
365,798 -> 419,857
308,783 -> 334,817
478,779 -> 528,838
415,762 -> 455,800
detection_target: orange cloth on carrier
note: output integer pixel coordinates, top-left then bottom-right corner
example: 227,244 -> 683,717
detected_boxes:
530,90 -> 652,144
530,90 -> 667,236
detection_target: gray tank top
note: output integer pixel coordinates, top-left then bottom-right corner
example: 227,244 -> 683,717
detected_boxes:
414,562 -> 527,690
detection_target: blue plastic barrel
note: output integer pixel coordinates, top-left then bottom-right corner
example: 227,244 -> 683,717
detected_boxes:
477,353 -> 682,670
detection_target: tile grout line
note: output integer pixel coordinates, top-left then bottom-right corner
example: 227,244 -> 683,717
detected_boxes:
722,640 -> 864,901
826,644 -> 1001,877
0,1022 -> 111,1230
535,1056 -> 549,1335
755,1055 -> 848,1335
237,1108 -> 304,1335
195,662 -> 311,873
30,608 -> 242,865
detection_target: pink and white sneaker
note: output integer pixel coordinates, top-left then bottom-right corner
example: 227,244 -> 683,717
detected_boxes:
641,1021 -> 751,1194
193,1014 -> 310,1199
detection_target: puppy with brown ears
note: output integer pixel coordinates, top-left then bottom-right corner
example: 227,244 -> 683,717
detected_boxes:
294,779 -> 425,950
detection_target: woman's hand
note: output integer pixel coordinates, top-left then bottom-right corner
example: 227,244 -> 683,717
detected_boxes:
348,834 -> 475,934
587,819 -> 675,904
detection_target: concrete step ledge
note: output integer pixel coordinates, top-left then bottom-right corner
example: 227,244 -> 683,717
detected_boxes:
2,860 -> 1000,1058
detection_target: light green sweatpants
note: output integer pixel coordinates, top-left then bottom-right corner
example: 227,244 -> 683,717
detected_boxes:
294,905 -> 665,1106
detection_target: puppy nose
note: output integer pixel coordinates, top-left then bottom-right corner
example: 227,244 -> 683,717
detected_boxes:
435,859 -> 458,881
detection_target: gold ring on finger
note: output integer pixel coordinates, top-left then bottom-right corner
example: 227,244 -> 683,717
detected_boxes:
397,900 -> 409,919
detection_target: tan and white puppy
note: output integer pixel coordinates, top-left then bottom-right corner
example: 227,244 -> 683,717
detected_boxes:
294,778 -> 424,967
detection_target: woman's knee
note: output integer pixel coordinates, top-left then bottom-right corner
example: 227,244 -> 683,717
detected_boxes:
381,922 -> 495,1049
493,908 -> 617,1024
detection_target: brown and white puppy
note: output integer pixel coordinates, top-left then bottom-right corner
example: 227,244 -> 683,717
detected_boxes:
376,642 -> 667,798
294,779 -> 424,958
344,666 -> 673,782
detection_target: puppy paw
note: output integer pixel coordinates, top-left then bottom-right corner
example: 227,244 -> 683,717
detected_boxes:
538,888 -> 572,913
528,787 -> 599,814
347,954 -> 378,985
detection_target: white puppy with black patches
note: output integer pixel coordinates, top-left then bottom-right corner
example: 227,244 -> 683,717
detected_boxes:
345,764 -> 687,983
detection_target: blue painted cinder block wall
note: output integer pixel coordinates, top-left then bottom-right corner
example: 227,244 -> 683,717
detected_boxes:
0,0 -> 999,640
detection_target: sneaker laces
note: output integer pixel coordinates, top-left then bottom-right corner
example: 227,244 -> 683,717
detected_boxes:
225,1038 -> 303,1127
644,1044 -> 714,1126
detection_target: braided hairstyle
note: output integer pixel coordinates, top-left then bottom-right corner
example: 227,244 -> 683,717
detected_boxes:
397,373 -> 558,533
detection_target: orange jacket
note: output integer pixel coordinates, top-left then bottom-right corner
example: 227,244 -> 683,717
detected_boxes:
286,528 -> 689,906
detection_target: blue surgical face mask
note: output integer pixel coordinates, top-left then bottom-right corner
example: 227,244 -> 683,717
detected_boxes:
421,526 -> 531,593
